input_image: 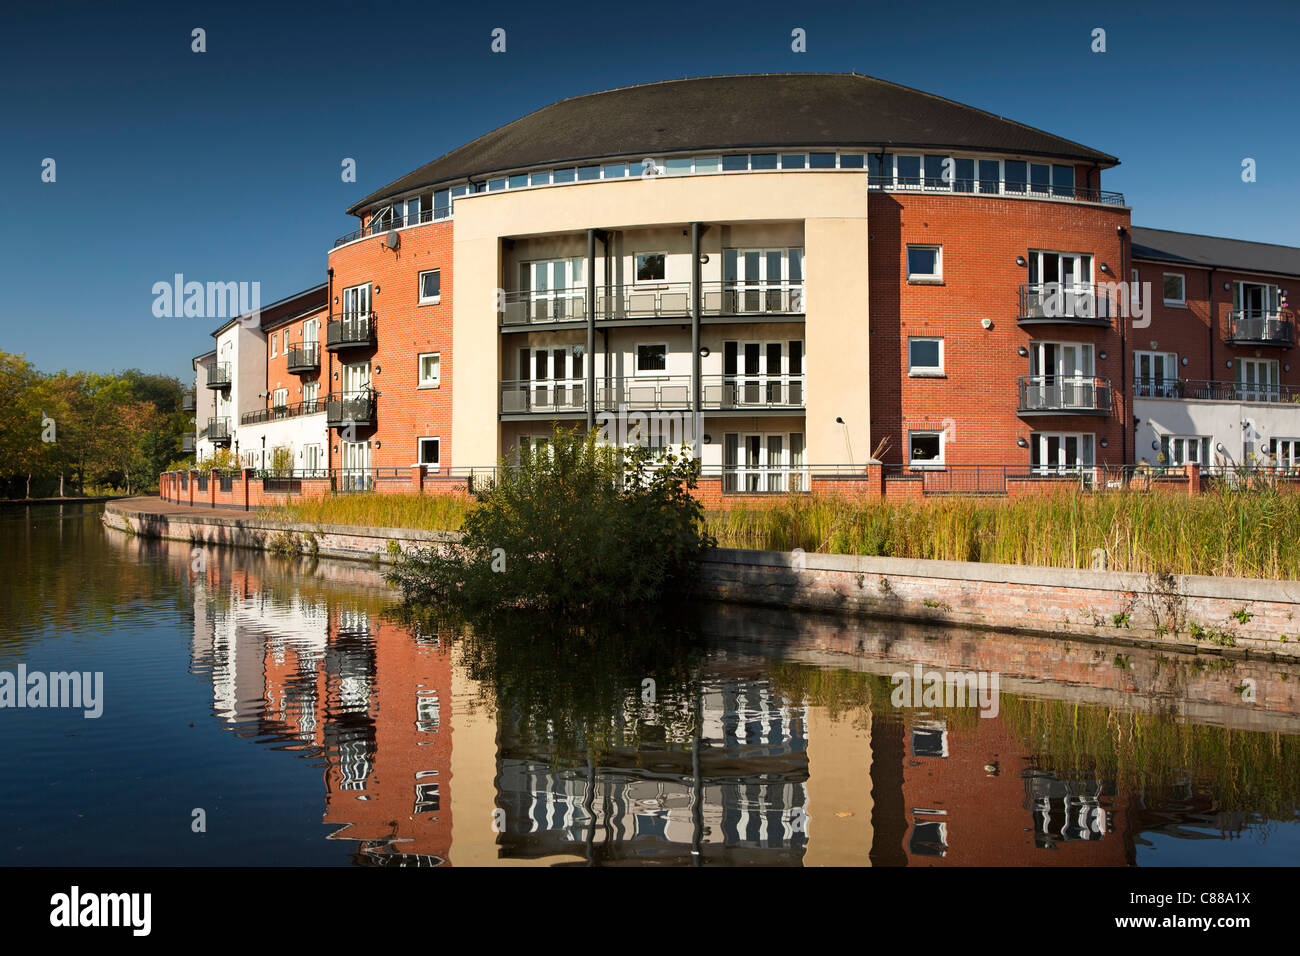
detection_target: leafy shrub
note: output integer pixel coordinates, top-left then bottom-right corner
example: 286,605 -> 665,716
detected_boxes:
387,428 -> 713,615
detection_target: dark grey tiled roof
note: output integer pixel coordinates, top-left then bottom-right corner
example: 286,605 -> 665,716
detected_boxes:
1131,227 -> 1300,278
348,73 -> 1118,214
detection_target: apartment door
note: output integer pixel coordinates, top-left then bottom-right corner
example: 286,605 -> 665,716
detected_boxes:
724,248 -> 803,313
343,361 -> 371,396
519,347 -> 582,411
1236,358 -> 1279,402
1030,342 -> 1094,408
340,440 -> 371,490
1235,281 -> 1278,319
1032,433 -> 1095,474
724,341 -> 800,407
521,259 -> 584,320
303,443 -> 322,476
1134,351 -> 1178,398
341,284 -> 372,340
1029,251 -> 1092,316
303,319 -> 319,349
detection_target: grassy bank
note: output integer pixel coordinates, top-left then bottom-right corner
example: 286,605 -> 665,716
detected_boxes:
259,486 -> 1300,579
710,489 -> 1300,579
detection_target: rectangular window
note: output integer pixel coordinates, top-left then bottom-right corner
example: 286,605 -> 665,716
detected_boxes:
896,155 -> 921,186
750,153 -> 778,170
577,165 -> 600,181
868,153 -> 893,184
1160,435 -> 1210,467
665,157 -> 693,175
636,343 -> 667,373
809,152 -> 837,169
1029,162 -> 1051,194
529,170 -> 550,186
487,177 -> 507,191
418,352 -> 441,388
1031,432 -> 1095,474
923,155 -> 946,188
908,337 -> 944,375
507,173 -> 527,188
722,431 -> 806,492
1270,438 -> 1300,472
780,153 -> 806,169
1163,273 -> 1186,306
908,431 -> 944,468
977,158 -> 1000,194
954,157 -> 975,193
417,437 -> 440,467
303,382 -> 319,406
273,388 -> 287,407
552,168 -> 575,184
907,245 -> 942,281
602,163 -> 627,178
839,153 -> 865,169
635,252 -> 666,283
721,154 -> 749,172
418,269 -> 441,303
270,333 -> 277,357
1052,164 -> 1075,197
1236,357 -> 1280,402
693,155 -> 720,173
1004,160 -> 1028,193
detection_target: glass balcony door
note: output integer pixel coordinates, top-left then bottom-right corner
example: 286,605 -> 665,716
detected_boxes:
1028,251 -> 1093,316
518,347 -> 583,412
723,340 -> 803,407
1032,432 -> 1095,475
1029,342 -> 1094,408
723,248 -> 803,313
520,259 -> 585,321
1236,358 -> 1280,402
1134,351 -> 1177,398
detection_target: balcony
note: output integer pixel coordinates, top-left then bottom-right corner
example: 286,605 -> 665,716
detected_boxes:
1017,375 -> 1112,416
868,176 -> 1125,207
204,417 -> 231,444
325,390 -> 377,427
1135,378 -> 1300,404
286,345 -> 320,373
182,435 -> 195,453
240,399 -> 324,426
499,374 -> 806,415
182,390 -> 195,412
1017,283 -> 1115,327
205,363 -> 231,389
498,282 -> 806,328
326,313 -> 375,351
1225,310 -> 1294,347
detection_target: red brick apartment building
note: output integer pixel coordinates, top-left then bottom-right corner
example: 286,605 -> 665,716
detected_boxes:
180,73 -> 1300,499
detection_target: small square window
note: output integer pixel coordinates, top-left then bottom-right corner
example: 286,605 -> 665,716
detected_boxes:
907,245 -> 942,281
636,344 -> 667,372
419,269 -> 441,303
635,253 -> 665,282
908,337 -> 943,374
417,437 -> 440,467
1163,273 -> 1186,305
418,352 -> 440,388
909,431 -> 943,467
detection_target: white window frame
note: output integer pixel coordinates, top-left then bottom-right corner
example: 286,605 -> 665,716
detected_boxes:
723,431 -> 807,492
416,437 -> 440,467
1162,272 -> 1186,307
1133,350 -> 1178,398
907,337 -> 944,376
1269,438 -> 1300,473
635,342 -> 668,374
1031,432 -> 1096,475
906,245 -> 942,282
633,251 -> 668,285
1160,434 -> 1209,467
270,332 -> 277,357
418,352 -> 441,388
1235,357 -> 1280,402
418,269 -> 441,305
272,387 -> 288,408
908,430 -> 945,469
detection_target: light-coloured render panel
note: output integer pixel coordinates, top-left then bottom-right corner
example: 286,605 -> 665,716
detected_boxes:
453,172 -> 868,468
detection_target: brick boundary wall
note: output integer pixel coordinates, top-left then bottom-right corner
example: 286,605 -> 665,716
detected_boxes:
111,500 -> 1300,657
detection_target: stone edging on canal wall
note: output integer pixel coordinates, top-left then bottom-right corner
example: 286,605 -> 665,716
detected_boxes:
104,500 -> 1300,659
699,549 -> 1300,660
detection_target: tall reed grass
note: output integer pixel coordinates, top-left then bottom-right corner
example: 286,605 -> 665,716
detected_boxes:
706,487 -> 1300,579
261,493 -> 469,531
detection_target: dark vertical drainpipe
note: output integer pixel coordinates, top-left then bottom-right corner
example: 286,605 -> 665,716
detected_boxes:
586,228 -> 597,431
327,266 -> 334,470
1117,227 -> 1128,464
691,222 -> 703,452
1207,267 -> 1217,391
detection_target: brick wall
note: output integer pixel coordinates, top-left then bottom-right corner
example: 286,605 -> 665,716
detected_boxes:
868,193 -> 1130,466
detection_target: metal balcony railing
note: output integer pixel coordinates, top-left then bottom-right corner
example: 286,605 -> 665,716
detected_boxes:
1225,310 -> 1294,347
182,435 -> 195,453
205,363 -> 231,389
181,390 -> 195,411
240,399 -> 324,426
204,417 -> 231,443
286,345 -> 320,372
325,390 -> 377,427
498,281 -> 806,327
1134,378 -> 1300,404
332,204 -> 453,247
868,176 -> 1125,206
1017,375 -> 1112,415
1017,283 -> 1115,325
325,313 -> 375,350
499,374 -> 807,414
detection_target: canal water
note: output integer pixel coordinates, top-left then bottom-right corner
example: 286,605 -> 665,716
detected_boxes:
2,502 -> 1298,866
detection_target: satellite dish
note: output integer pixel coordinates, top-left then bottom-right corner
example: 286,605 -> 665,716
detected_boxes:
384,231 -> 400,250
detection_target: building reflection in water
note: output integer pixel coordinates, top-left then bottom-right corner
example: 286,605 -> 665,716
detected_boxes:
166,542 -> 1299,867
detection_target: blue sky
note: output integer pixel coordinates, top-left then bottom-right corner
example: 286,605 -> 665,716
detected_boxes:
2,0 -> 1297,379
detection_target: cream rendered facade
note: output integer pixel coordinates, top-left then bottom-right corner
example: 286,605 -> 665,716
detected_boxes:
451,171 -> 870,470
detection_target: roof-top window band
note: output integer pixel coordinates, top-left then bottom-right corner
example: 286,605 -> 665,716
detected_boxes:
721,154 -> 749,172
